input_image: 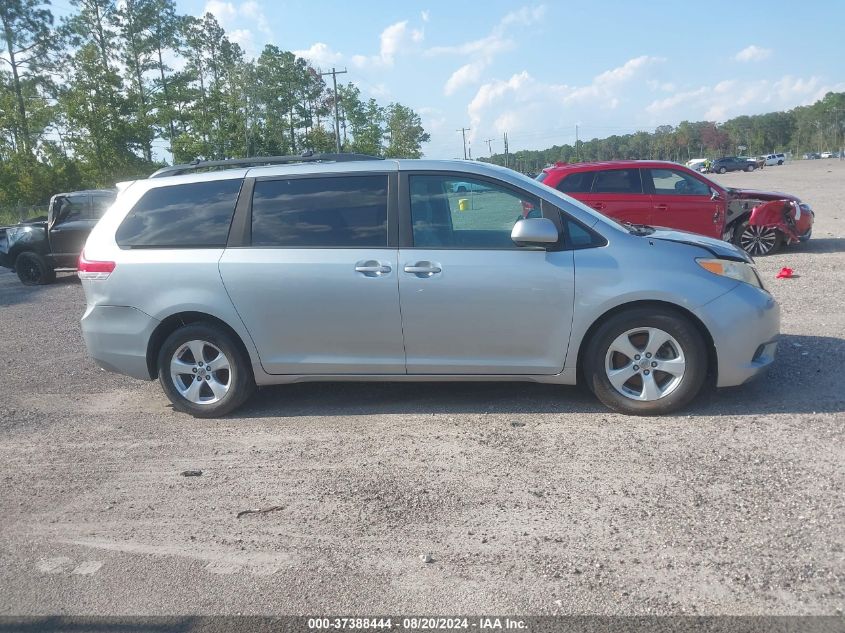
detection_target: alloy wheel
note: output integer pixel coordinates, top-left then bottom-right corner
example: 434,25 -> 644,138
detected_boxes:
170,339 -> 232,405
604,327 -> 686,401
740,225 -> 778,256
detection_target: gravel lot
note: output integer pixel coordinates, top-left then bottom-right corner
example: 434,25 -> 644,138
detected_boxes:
0,159 -> 843,616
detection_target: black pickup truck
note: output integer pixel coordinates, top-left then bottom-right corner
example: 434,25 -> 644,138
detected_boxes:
0,189 -> 116,285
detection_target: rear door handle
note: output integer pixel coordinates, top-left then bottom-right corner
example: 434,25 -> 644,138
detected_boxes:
404,262 -> 442,277
355,260 -> 392,277
655,203 -> 669,211
591,202 -> 606,210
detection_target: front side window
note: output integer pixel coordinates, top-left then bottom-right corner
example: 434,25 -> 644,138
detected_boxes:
251,175 -> 388,247
409,175 -> 539,249
116,179 -> 242,248
54,195 -> 88,224
591,169 -> 642,194
649,169 -> 711,196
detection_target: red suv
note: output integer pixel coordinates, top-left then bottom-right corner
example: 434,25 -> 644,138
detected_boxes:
536,160 -> 813,255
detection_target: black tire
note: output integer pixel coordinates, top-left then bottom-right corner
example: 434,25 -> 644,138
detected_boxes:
733,219 -> 783,256
583,308 -> 707,416
777,160 -> 784,165
15,252 -> 55,286
157,322 -> 255,418
718,166 -> 727,174
745,164 -> 755,172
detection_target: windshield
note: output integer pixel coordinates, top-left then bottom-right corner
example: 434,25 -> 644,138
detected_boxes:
691,170 -> 734,193
535,171 -> 548,183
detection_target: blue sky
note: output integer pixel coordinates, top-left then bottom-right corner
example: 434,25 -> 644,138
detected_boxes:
60,0 -> 845,158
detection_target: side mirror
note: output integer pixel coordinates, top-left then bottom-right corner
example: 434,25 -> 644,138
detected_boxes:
710,189 -> 721,201
511,217 -> 559,245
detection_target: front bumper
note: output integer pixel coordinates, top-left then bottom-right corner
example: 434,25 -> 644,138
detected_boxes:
694,283 -> 780,387
81,305 -> 159,380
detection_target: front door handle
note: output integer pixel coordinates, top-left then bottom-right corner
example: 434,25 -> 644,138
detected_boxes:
591,202 -> 606,211
355,260 -> 392,277
404,261 -> 442,277
655,203 -> 669,211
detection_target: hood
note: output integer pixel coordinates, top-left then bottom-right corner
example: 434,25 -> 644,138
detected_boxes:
729,188 -> 800,202
646,227 -> 752,263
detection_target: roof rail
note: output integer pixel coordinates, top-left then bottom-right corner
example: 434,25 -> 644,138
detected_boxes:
148,152 -> 384,179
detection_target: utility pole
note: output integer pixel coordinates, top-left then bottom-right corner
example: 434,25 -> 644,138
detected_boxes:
320,67 -> 348,153
575,124 -> 579,161
456,127 -> 470,159
468,141 -> 472,160
484,138 -> 494,155
503,132 -> 509,168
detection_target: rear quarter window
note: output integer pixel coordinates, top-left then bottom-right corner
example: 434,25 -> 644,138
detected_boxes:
116,179 -> 242,248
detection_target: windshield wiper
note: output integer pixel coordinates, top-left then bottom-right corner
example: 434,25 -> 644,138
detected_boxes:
621,221 -> 655,235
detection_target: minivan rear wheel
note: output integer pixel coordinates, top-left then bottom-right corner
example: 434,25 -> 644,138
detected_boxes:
584,308 -> 707,416
158,323 -> 254,417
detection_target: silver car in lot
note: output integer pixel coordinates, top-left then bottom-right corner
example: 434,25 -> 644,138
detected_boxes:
79,155 -> 779,417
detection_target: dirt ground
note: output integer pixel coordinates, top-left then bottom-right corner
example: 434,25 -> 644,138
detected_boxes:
0,159 -> 843,616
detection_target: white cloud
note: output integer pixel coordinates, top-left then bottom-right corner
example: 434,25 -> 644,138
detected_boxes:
564,55 -> 663,104
466,56 -> 663,143
647,80 -> 676,92
647,75 -> 844,122
293,42 -> 344,68
200,0 -> 271,55
430,5 -> 546,95
351,20 -> 425,68
228,28 -> 255,54
444,60 -> 489,96
735,45 -> 772,62
499,4 -> 546,27
240,0 -> 270,34
203,0 -> 236,22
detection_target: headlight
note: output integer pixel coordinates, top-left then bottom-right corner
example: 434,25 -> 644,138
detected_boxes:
697,258 -> 763,289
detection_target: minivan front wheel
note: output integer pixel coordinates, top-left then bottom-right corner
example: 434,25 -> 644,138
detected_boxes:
584,308 -> 707,415
158,323 -> 254,417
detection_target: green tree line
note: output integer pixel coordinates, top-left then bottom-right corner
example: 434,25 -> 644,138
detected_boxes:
483,91 -> 845,174
0,0 -> 430,213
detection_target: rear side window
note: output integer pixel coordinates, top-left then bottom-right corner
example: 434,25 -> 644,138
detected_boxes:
91,195 -> 115,219
592,169 -> 642,194
116,179 -> 242,248
557,172 -> 594,193
251,175 -> 388,247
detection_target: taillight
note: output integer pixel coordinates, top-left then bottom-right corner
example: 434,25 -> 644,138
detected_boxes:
77,252 -> 115,280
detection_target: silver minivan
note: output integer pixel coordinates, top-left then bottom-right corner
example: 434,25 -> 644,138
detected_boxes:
79,155 -> 779,417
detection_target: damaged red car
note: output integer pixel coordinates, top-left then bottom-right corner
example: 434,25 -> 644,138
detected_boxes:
536,160 -> 813,256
